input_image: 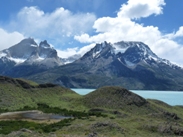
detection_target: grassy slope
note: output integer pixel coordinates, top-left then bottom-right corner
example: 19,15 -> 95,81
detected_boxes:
0,76 -> 84,111
0,77 -> 183,136
56,87 -> 183,137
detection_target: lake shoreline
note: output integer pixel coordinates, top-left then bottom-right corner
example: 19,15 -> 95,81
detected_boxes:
71,88 -> 183,106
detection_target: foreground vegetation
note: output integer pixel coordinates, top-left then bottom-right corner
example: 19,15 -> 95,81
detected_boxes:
0,103 -> 106,135
0,76 -> 183,136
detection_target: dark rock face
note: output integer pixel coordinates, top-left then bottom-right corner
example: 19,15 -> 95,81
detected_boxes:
39,40 -> 58,58
88,132 -> 98,137
163,111 -> 180,120
39,40 -> 50,48
38,83 -> 58,88
145,122 -> 183,136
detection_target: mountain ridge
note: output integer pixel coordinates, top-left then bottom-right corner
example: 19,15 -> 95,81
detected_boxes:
0,38 -> 65,77
1,38 -> 183,90
0,38 -> 62,66
50,41 -> 183,90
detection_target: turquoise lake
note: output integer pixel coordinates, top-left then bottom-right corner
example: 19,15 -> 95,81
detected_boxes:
71,88 -> 183,106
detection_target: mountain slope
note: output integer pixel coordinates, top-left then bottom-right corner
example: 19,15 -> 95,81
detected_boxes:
27,41 -> 183,90
1,39 -> 183,90
0,38 -> 63,77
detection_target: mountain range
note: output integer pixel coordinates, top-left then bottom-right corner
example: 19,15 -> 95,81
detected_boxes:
0,38 -> 75,77
1,38 -> 183,90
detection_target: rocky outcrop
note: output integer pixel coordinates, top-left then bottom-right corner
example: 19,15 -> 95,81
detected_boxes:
144,122 -> 183,136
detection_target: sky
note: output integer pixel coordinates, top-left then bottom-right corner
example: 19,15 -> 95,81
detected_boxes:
0,0 -> 183,65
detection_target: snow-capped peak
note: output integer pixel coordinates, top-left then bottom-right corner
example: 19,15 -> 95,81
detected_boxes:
0,38 -> 63,67
113,41 -> 157,58
112,43 -> 129,54
88,41 -> 181,69
112,41 -> 160,63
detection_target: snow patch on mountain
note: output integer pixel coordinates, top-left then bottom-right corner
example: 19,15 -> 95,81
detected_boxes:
124,59 -> 135,67
93,50 -> 102,58
9,57 -> 26,64
0,38 -> 64,68
30,44 -> 38,47
0,52 -> 6,58
33,56 -> 45,62
112,43 -> 129,54
41,45 -> 51,49
90,41 -> 181,69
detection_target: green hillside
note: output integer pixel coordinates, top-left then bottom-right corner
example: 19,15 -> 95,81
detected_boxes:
0,76 -> 83,111
0,76 -> 183,137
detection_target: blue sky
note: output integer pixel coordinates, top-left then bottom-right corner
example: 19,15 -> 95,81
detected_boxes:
0,0 -> 183,65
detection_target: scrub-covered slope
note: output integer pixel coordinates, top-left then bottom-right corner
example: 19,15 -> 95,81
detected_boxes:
0,76 -> 183,136
0,76 -> 80,110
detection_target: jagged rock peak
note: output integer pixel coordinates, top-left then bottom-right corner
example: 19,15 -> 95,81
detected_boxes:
79,40 -> 181,69
114,41 -> 156,55
39,40 -> 51,48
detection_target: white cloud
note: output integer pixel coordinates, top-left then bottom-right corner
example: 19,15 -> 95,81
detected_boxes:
164,26 -> 183,40
5,6 -> 96,45
57,43 -> 95,58
74,0 -> 183,65
1,1 -> 182,65
74,33 -> 91,43
175,26 -> 183,37
0,28 -> 25,51
118,0 -> 165,19
57,47 -> 79,58
77,43 -> 96,55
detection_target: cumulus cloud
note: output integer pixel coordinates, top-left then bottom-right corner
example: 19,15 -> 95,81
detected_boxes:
57,43 -> 95,58
74,33 -> 91,43
1,0 -> 182,65
74,0 -> 183,65
118,0 -> 165,19
175,26 -> 183,37
0,28 -> 25,50
5,6 -> 96,46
